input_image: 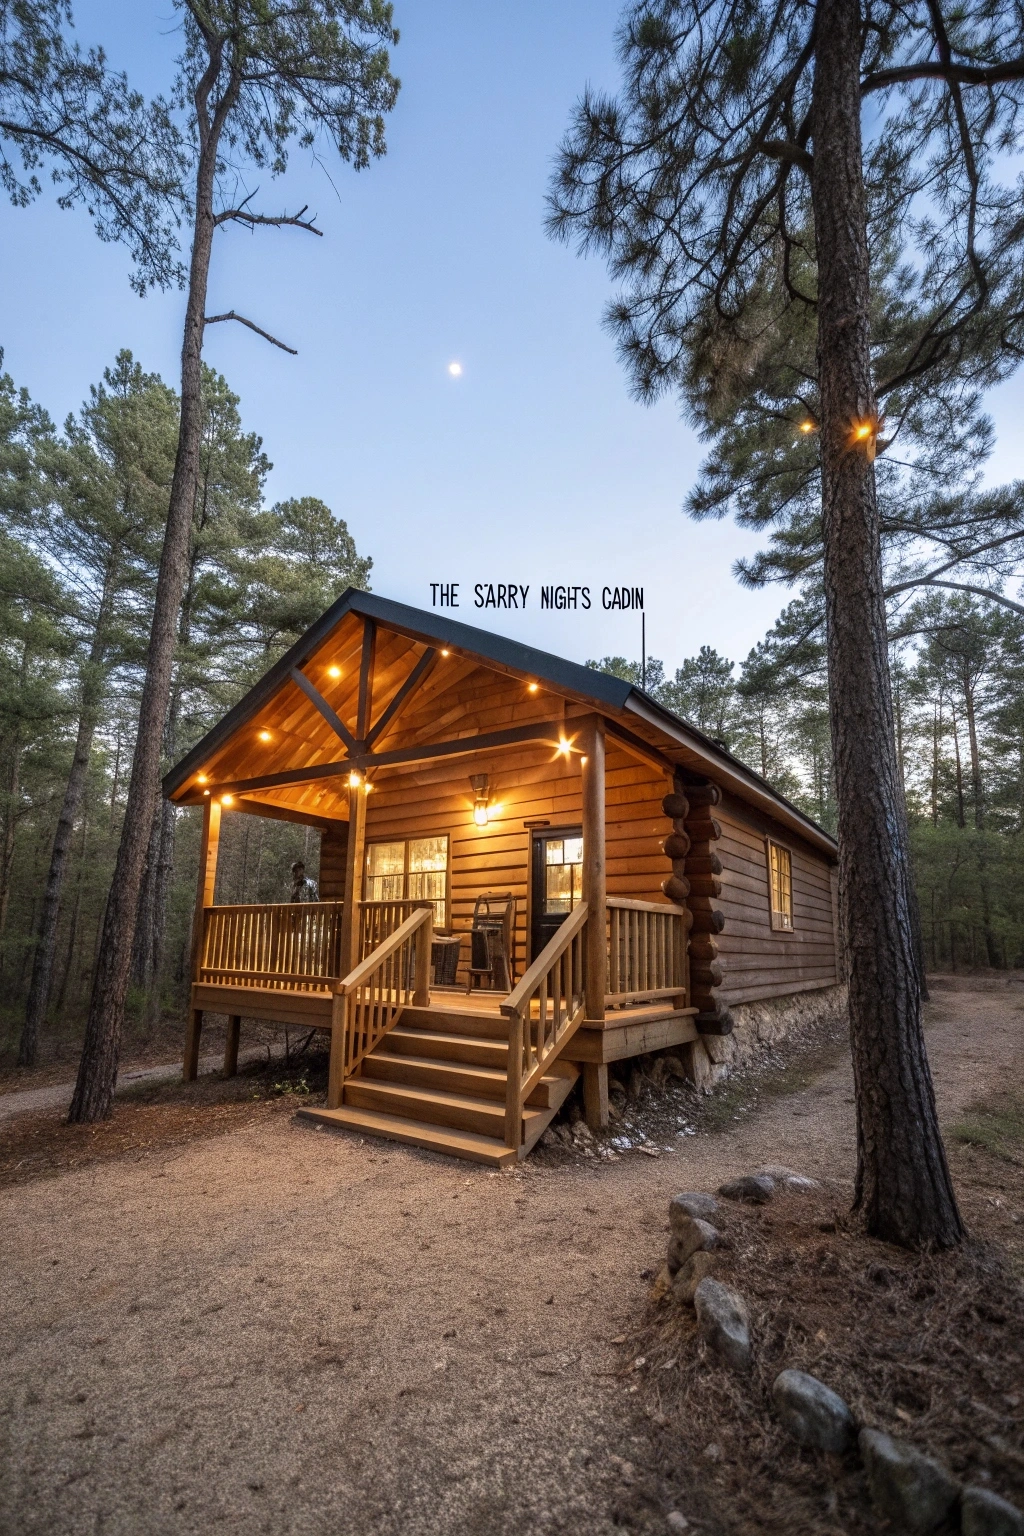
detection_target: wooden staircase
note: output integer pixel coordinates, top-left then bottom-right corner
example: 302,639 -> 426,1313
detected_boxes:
297,1001 -> 579,1166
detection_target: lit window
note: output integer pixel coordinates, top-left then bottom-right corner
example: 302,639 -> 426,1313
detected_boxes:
544,836 -> 584,915
365,836 -> 449,927
768,840 -> 794,932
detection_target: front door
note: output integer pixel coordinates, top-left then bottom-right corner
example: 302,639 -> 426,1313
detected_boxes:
530,827 -> 584,961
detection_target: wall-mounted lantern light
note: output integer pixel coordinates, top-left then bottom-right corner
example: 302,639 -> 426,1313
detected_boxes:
470,773 -> 490,827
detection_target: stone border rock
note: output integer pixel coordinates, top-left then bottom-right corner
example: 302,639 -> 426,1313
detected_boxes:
655,1175 -> 1024,1534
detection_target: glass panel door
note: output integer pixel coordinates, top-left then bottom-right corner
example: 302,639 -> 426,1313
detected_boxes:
531,828 -> 583,959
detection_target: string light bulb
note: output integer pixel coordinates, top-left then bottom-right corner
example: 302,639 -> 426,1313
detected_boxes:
327,664 -> 341,679
348,769 -> 363,789
528,682 -> 538,693
258,729 -> 271,742
799,420 -> 815,434
558,737 -> 572,758
221,794 -> 234,806
197,774 -> 208,785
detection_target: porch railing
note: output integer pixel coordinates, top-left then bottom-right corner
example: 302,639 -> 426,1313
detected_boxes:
198,902 -> 345,992
327,906 -> 433,1109
500,902 -> 588,1149
606,897 -> 689,1009
358,898 -> 435,957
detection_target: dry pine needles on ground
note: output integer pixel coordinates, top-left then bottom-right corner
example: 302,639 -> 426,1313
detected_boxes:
626,1175 -> 1024,1535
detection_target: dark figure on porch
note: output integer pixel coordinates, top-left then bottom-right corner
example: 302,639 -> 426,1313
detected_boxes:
290,862 -> 319,903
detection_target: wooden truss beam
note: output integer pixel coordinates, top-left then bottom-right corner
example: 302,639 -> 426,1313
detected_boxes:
180,720 -> 567,801
289,667 -> 357,754
365,646 -> 437,749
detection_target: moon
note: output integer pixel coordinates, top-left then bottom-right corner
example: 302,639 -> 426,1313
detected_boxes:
447,361 -> 463,377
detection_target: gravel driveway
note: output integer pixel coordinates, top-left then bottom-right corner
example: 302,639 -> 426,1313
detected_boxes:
0,985 -> 1019,1536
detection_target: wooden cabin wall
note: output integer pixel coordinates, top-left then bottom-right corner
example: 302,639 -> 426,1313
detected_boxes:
361,741 -> 672,982
714,792 -> 839,1006
318,823 -> 349,899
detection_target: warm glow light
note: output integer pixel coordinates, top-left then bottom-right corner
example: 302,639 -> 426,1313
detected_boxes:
203,789 -> 210,797
473,803 -> 489,827
221,794 -> 234,806
348,770 -> 363,789
558,737 -> 572,757
363,781 -> 373,794
327,664 -> 341,679
528,682 -> 538,693
448,361 -> 462,377
854,422 -> 872,440
441,649 -> 450,657
799,420 -> 815,434
258,729 -> 271,742
197,774 -> 208,784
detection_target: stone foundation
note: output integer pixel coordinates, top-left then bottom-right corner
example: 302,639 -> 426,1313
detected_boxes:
677,984 -> 849,1091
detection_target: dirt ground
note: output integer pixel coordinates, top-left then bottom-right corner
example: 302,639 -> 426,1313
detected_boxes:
0,984 -> 1021,1536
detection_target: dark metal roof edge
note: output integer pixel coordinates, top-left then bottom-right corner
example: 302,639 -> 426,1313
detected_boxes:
623,691 -> 838,855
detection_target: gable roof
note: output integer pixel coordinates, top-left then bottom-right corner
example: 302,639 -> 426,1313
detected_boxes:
163,587 -> 837,858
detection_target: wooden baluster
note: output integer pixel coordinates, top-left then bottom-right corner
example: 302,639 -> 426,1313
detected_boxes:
505,1009 -> 524,1150
414,911 -> 432,1008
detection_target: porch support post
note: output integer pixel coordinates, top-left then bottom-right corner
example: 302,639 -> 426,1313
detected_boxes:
583,1062 -> 609,1132
184,796 -> 221,1081
224,1015 -> 241,1077
580,715 -> 607,1026
339,778 -> 367,977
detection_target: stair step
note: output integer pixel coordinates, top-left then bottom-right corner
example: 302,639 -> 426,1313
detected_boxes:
383,1026 -> 509,1068
399,1004 -> 508,1040
343,1078 -> 547,1139
361,1051 -> 571,1109
296,1105 -> 517,1167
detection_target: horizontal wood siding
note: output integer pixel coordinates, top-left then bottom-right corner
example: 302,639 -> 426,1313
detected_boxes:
362,743 -> 673,982
318,823 -> 349,899
714,792 -> 838,1005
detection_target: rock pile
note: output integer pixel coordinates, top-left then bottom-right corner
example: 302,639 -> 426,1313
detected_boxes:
656,1170 -> 1024,1534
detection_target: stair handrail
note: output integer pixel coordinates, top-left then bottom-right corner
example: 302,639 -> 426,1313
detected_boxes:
326,904 -> 433,1109
500,901 -> 589,1150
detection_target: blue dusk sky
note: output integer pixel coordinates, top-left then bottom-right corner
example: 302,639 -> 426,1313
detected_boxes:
2,2 -> 1021,673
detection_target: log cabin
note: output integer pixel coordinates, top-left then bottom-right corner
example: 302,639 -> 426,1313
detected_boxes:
163,589 -> 842,1167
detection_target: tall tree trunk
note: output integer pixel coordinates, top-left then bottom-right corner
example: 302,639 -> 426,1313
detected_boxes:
131,803 -> 163,991
147,798 -> 177,1021
0,736 -> 22,942
69,72 -> 229,1122
951,707 -> 966,828
963,673 -> 984,830
810,0 -> 963,1248
931,704 -> 940,827
19,709 -> 99,1065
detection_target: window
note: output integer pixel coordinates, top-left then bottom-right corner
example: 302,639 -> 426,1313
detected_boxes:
544,835 -> 584,915
365,836 -> 449,927
767,839 -> 794,932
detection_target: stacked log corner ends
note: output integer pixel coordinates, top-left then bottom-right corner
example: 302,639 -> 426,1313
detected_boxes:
660,775 -> 734,1038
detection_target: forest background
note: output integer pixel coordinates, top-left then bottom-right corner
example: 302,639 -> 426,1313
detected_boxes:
1,340 -> 1020,1075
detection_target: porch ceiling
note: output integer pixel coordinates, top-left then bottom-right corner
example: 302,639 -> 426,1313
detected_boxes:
163,589 -> 837,859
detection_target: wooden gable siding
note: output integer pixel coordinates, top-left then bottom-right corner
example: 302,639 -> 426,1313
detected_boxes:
714,792 -> 839,1005
361,742 -> 673,980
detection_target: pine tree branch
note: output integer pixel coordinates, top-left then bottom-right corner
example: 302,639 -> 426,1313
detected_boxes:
203,312 -> 297,353
884,576 -> 1024,614
862,57 -> 1024,93
214,201 -> 322,235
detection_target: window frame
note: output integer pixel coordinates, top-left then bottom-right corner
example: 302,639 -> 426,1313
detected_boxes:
765,836 -> 795,933
364,833 -> 451,928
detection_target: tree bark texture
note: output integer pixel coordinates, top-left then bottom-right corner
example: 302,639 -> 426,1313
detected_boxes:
69,60 -> 231,1121
811,0 -> 963,1247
